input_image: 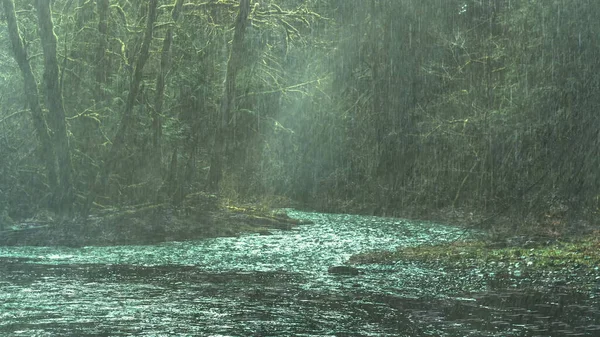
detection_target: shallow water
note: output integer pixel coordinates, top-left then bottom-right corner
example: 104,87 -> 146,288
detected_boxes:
0,210 -> 598,336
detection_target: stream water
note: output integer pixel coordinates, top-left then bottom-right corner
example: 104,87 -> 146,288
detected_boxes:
0,210 -> 599,336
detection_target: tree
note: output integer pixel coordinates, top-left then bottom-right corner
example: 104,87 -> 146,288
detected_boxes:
83,0 -> 159,216
3,0 -> 63,212
207,0 -> 251,191
35,0 -> 75,214
94,0 -> 110,101
153,0 -> 184,156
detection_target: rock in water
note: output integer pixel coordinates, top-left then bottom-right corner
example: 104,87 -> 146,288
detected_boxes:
328,265 -> 360,275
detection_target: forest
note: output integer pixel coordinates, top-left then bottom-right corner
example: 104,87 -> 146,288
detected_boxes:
1,0 -> 599,241
2,1 -> 600,335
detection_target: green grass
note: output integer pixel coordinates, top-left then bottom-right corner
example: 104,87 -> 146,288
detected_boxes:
349,232 -> 600,271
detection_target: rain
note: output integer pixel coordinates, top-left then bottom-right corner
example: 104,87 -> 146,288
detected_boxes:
0,0 -> 599,335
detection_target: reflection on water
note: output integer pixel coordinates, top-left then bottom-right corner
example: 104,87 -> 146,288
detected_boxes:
0,263 -> 419,336
0,210 -> 598,336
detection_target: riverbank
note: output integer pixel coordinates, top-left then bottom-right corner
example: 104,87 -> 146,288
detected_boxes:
0,200 -> 311,247
349,231 -> 600,293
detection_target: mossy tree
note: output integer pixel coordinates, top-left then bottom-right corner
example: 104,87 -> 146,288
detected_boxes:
1,0 -> 599,235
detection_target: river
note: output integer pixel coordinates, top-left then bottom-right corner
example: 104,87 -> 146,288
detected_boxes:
0,210 -> 599,336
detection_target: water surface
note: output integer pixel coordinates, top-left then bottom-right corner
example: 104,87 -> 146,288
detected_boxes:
0,210 -> 598,336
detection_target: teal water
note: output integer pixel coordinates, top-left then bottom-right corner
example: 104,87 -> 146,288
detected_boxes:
0,210 -> 598,336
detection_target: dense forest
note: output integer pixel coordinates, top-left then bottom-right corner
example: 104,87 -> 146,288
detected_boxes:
1,0 -> 598,235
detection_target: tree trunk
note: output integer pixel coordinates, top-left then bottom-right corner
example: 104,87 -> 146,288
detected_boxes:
95,0 -> 110,101
109,0 -> 157,170
153,0 -> 185,155
2,0 -> 58,197
208,0 -> 250,191
83,0 -> 159,216
35,0 -> 75,215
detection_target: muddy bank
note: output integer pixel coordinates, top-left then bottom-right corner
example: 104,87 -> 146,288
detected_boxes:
0,204 -> 310,247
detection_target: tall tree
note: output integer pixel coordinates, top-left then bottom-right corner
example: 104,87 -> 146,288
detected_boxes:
83,0 -> 159,216
153,0 -> 184,154
35,0 -> 75,214
94,0 -> 110,101
208,0 -> 250,191
2,0 -> 58,198
153,0 -> 184,203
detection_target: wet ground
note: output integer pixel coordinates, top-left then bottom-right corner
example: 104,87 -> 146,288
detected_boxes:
0,210 -> 599,336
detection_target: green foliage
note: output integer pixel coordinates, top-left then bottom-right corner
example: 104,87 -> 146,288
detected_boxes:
1,0 -> 599,230
350,234 -> 600,273
257,0 -> 600,225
